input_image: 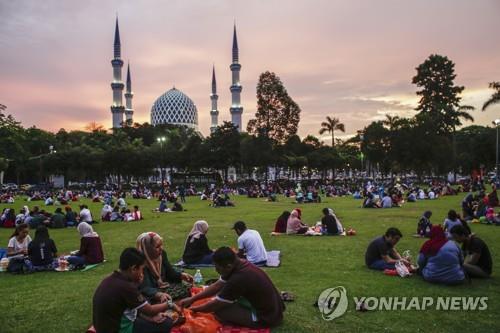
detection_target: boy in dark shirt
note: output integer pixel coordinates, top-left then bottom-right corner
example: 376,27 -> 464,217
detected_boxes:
450,225 -> 492,278
178,247 -> 284,329
92,248 -> 174,333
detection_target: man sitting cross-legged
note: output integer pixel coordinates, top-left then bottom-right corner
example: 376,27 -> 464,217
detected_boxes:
365,227 -> 409,270
178,247 -> 284,329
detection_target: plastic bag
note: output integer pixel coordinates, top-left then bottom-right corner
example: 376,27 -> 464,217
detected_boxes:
395,260 -> 411,278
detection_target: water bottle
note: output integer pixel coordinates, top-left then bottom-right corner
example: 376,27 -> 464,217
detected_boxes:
193,269 -> 203,286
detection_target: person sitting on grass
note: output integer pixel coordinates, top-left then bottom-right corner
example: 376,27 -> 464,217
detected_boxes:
136,232 -> 193,302
67,222 -> 104,268
64,206 -> 78,227
7,223 -> 31,257
365,227 -> 408,270
79,204 -> 94,224
321,208 -> 341,235
178,247 -> 284,329
380,193 -> 393,208
417,225 -> 465,285
450,225 -> 492,278
416,211 -> 433,237
50,207 -> 65,228
28,225 -> 58,270
132,205 -> 143,220
92,247 -> 175,333
171,199 -> 184,212
272,211 -> 290,234
182,220 -> 214,265
101,203 -> 113,221
286,209 -> 308,235
110,206 -> 123,222
232,221 -> 268,265
443,210 -> 470,239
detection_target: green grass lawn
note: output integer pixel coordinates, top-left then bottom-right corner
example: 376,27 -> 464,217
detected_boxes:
0,194 -> 498,333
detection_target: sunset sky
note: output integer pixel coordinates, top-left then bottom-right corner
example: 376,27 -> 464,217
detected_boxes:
1,0 -> 499,141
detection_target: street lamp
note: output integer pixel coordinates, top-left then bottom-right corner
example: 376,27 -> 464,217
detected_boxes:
493,119 -> 500,185
157,137 -> 166,184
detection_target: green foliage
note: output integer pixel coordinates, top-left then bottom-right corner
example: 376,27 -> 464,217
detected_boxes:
247,71 -> 301,144
412,54 -> 474,135
482,82 -> 500,111
319,116 -> 345,147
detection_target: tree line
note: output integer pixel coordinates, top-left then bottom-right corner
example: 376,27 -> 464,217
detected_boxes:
0,55 -> 499,185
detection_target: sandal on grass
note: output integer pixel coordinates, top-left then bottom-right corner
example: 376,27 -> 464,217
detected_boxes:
281,291 -> 295,302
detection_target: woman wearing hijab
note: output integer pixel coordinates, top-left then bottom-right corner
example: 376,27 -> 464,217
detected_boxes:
417,225 -> 465,285
286,208 -> 308,234
182,220 -> 213,265
67,222 -> 104,267
136,232 -> 193,302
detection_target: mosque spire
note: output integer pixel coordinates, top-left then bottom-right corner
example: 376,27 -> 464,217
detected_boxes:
229,23 -> 243,131
114,16 -> 121,59
124,61 -> 134,124
211,65 -> 217,95
111,16 -> 125,128
232,24 -> 239,63
210,65 -> 219,133
126,62 -> 132,93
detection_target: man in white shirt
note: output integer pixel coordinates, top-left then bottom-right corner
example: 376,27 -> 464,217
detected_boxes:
79,205 -> 93,223
232,221 -> 268,265
381,193 -> 393,208
428,190 -> 436,200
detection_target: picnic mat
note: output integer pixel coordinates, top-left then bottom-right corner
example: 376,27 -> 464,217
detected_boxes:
171,326 -> 270,333
175,251 -> 281,269
87,287 -> 271,333
80,260 -> 107,272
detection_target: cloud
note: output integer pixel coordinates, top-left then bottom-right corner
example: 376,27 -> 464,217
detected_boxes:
1,0 -> 500,138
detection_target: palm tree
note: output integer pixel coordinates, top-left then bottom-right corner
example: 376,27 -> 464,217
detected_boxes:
482,82 -> 500,111
319,116 -> 345,147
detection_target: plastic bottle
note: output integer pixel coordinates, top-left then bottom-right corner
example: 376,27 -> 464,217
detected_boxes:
193,269 -> 203,286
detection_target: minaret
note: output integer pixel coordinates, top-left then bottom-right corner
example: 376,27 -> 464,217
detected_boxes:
210,65 -> 219,133
229,24 -> 243,131
124,62 -> 134,125
110,17 -> 125,128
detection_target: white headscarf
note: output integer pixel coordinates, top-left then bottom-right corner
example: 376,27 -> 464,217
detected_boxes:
187,220 -> 209,243
23,206 -> 30,217
77,222 -> 99,238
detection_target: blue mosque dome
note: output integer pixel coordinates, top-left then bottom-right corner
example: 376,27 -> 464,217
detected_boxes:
150,87 -> 198,128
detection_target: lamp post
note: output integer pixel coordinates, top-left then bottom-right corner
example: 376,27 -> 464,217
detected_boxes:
157,136 -> 166,184
493,119 -> 500,185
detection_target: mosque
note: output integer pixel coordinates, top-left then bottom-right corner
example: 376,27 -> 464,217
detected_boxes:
109,18 -> 244,133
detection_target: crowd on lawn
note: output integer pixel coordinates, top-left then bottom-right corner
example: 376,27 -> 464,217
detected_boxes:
0,177 -> 498,333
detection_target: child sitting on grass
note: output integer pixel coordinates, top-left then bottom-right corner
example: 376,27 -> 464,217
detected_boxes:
92,248 -> 175,333
28,225 -> 58,270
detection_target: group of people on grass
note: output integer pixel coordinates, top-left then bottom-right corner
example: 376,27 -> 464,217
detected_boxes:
271,207 -> 344,236
101,204 -> 143,222
6,221 -> 104,271
92,222 -> 282,333
366,224 -> 492,284
0,204 -> 93,229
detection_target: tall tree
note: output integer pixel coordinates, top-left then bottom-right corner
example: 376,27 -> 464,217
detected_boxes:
319,116 -> 345,147
412,54 -> 474,135
482,82 -> 500,111
247,71 -> 301,144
